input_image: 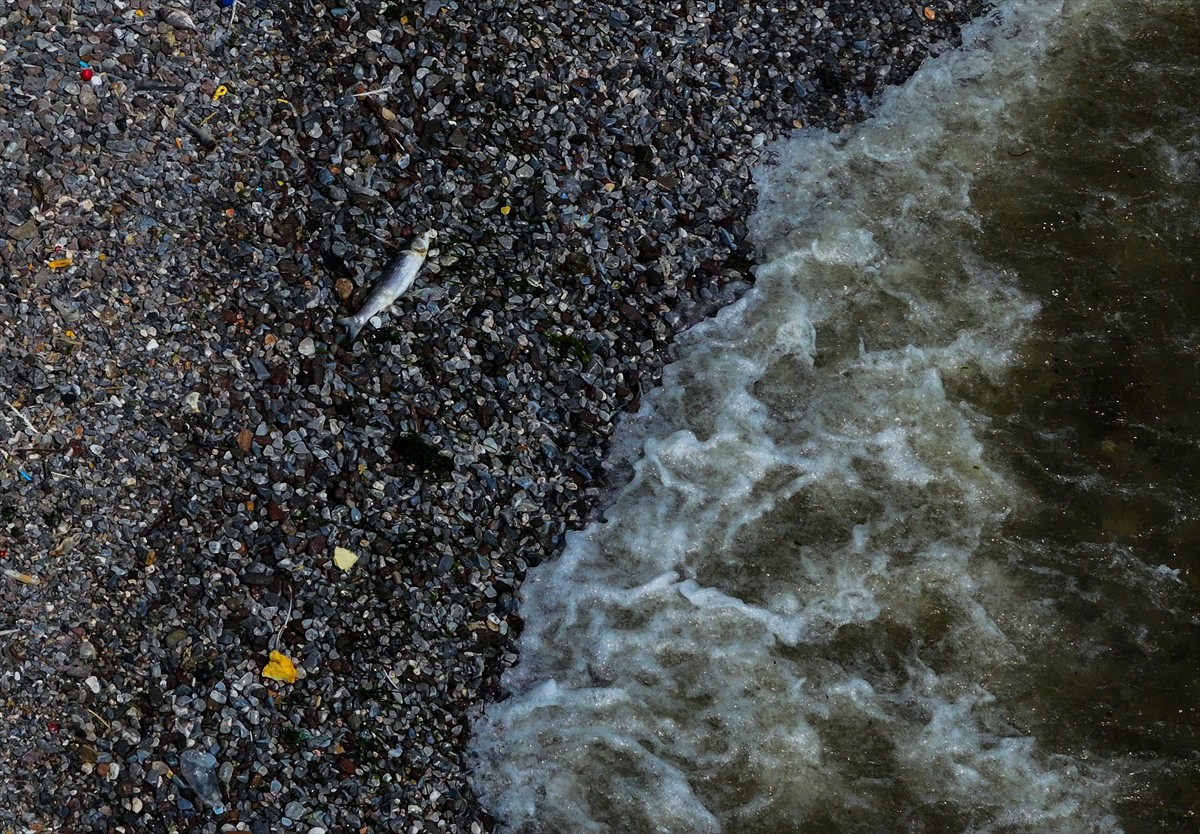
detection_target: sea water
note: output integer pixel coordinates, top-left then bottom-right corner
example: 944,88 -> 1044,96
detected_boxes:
470,0 -> 1200,831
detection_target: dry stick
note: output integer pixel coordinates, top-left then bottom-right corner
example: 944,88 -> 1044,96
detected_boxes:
180,117 -> 217,149
269,585 -> 295,652
275,97 -> 305,142
352,86 -> 393,98
382,668 -> 404,695
85,708 -> 112,731
355,85 -> 405,155
8,404 -> 38,435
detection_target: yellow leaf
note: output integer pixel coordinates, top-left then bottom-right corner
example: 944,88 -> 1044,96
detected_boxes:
262,650 -> 297,684
333,546 -> 359,572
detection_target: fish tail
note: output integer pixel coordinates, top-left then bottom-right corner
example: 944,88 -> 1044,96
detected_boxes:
336,315 -> 365,342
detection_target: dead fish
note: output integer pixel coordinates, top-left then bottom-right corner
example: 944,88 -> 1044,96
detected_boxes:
159,6 -> 198,30
336,229 -> 436,342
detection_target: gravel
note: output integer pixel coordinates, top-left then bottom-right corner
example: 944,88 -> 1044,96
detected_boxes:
1,0 -> 989,830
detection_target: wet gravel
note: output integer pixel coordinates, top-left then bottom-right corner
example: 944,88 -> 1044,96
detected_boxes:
1,0 -> 989,830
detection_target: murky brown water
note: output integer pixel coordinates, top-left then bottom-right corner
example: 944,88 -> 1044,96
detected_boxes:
970,1 -> 1200,829
471,1 -> 1200,830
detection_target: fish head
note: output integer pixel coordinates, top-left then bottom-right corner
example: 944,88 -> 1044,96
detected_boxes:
412,229 -> 437,255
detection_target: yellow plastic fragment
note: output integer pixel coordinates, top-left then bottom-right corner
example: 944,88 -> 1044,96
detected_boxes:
212,84 -> 229,102
262,650 -> 297,684
333,546 -> 359,572
48,257 -> 72,269
500,205 -> 511,216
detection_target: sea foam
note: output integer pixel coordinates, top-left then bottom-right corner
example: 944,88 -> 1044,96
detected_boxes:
470,0 -> 1124,831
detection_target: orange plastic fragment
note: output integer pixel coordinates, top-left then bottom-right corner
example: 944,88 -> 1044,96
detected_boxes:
923,6 -> 937,19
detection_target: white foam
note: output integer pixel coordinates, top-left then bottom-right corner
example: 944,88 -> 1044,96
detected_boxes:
470,0 -> 1125,831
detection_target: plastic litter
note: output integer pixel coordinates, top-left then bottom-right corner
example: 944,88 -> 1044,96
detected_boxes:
179,749 -> 225,813
3,568 -> 41,585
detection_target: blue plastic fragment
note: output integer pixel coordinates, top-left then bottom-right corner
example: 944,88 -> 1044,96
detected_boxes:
18,469 -> 32,481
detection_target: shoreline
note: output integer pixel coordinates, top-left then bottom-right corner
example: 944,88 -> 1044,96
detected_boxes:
0,1 -> 989,830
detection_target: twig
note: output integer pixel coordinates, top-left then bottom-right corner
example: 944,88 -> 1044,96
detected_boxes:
85,707 -> 112,731
276,97 -> 304,139
355,84 -> 405,154
180,116 -> 216,149
382,668 -> 404,694
269,585 -> 295,651
8,403 -> 38,435
134,83 -> 184,94
352,85 -> 393,98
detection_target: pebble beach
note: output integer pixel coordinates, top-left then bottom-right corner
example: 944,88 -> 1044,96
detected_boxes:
1,1 -> 988,831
